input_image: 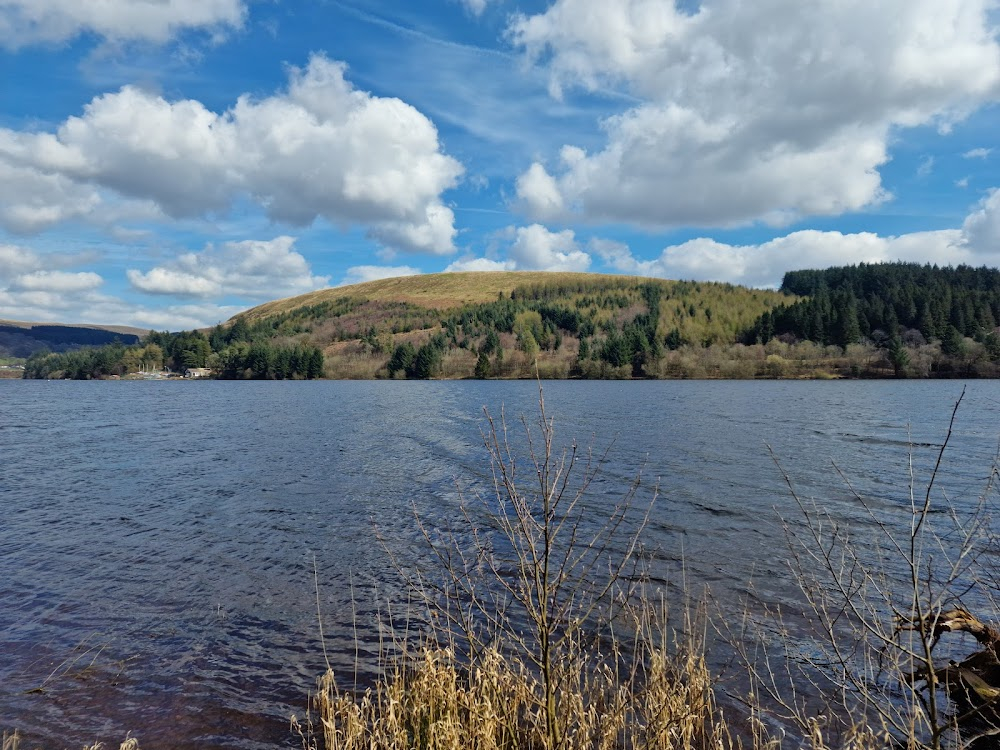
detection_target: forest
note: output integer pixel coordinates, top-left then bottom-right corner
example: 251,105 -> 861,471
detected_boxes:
22,324 -> 324,380
19,264 -> 1000,380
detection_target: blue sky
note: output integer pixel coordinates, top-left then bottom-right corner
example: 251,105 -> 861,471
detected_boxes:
1,0 -> 999,329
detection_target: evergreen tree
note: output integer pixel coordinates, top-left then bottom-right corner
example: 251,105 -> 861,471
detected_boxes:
387,343 -> 416,377
665,327 -> 684,350
600,331 -> 631,369
941,325 -> 966,357
411,342 -> 444,379
917,301 -> 937,340
481,329 -> 501,356
475,350 -> 491,379
887,336 -> 909,378
228,317 -> 252,344
306,348 -> 325,379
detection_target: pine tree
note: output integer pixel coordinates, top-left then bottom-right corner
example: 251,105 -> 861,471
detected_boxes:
475,350 -> 491,379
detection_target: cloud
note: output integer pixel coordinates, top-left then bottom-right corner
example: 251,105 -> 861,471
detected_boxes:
127,236 -> 329,299
0,55 -> 464,254
340,265 -> 422,286
917,156 -> 935,177
130,304 -> 244,330
510,0 -> 1000,228
9,270 -> 103,293
0,285 -> 242,329
126,267 -> 220,297
0,0 -> 246,48
367,204 -> 458,256
507,224 -> 591,271
0,279 -> 245,328
594,188 -> 1000,288
598,230 -> 967,288
0,244 -> 45,279
446,224 -> 591,272
0,240 -> 250,328
456,0 -> 489,16
964,147 -> 993,159
962,188 -> 1000,253
0,158 -> 102,233
446,257 -> 514,272
514,162 -> 566,220
0,243 -> 101,281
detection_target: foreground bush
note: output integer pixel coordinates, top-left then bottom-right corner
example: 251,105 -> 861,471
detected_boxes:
310,627 -> 729,750
298,388 -> 1000,750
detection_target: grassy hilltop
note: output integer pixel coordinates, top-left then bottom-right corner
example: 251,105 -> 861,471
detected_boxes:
240,271 -> 592,318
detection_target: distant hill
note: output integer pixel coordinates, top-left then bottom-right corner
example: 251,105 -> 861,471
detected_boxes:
224,271 -> 792,379
0,320 -> 145,359
23,267 -> 1000,380
239,271 -> 629,320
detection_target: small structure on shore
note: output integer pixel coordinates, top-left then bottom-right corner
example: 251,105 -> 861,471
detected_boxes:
184,367 -> 212,379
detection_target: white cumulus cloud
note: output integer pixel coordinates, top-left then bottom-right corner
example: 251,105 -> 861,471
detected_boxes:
963,188 -> 1000,253
340,265 -> 422,286
0,157 -> 102,234
446,257 -> 514,273
0,243 -> 45,279
597,230 -> 968,288
592,187 -> 1000,288
0,241 -> 257,328
9,270 -> 103,293
510,0 -> 1000,228
0,55 -> 464,254
447,224 -> 591,273
0,0 -> 246,48
127,236 -> 329,299
508,224 -> 591,271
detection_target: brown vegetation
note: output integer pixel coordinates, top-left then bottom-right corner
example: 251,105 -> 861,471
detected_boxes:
241,272 -> 654,321
296,390 -> 1000,750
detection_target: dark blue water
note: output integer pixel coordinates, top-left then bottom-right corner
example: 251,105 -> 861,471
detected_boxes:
1,380 -> 998,748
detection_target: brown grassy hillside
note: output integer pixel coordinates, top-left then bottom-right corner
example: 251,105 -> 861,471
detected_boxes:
222,271 -> 799,379
236,272 -> 653,321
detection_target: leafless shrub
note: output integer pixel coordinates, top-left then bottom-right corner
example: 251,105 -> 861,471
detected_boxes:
302,386 -> 746,750
734,389 -> 1000,750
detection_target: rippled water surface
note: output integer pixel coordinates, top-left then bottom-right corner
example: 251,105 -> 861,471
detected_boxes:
2,380 -> 1000,748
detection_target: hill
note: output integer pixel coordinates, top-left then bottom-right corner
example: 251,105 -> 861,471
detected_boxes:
25,265 -> 1000,381
224,271 -> 792,379
239,271 -> 594,320
0,320 -> 145,359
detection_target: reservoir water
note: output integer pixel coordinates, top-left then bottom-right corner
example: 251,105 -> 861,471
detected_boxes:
2,380 -> 999,748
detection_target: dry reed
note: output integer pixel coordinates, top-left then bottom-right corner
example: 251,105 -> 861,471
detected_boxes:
308,614 -> 737,750
2,731 -> 139,750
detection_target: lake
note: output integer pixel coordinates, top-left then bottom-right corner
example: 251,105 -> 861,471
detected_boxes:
2,379 -> 998,749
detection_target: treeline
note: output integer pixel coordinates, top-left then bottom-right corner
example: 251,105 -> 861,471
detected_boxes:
26,266 -> 1000,381
352,267 -> 1000,380
23,325 -> 324,380
371,278 -> 776,379
745,263 -> 1000,348
374,281 -> 669,379
0,323 -> 140,359
25,341 -> 143,380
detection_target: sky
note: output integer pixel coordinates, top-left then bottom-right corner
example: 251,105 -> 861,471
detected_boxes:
1,0 -> 1000,330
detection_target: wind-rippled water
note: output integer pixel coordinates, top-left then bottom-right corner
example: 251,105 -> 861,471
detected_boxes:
2,379 -> 999,748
